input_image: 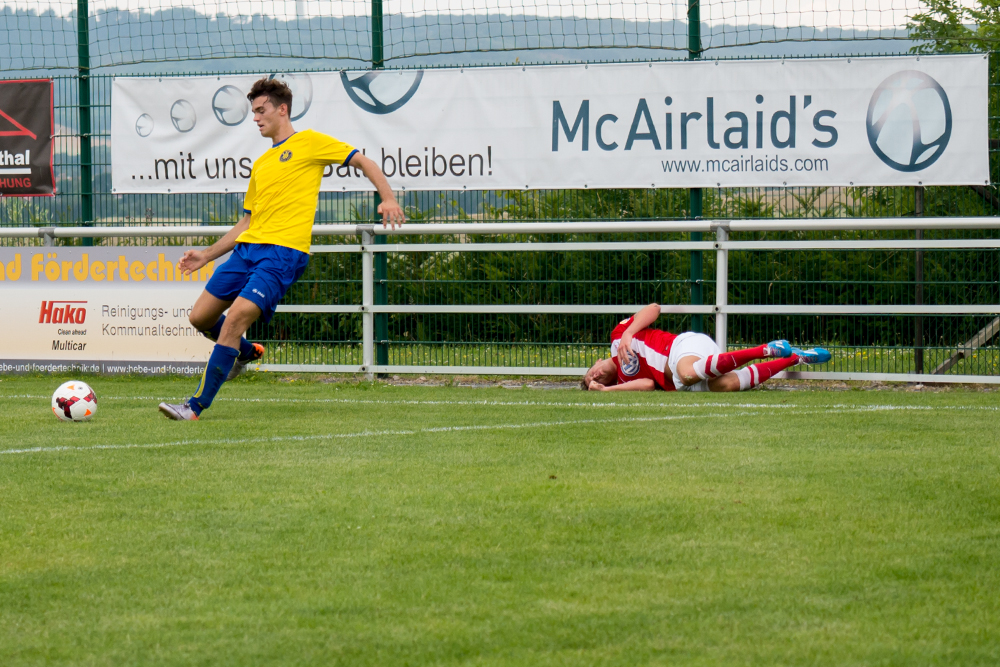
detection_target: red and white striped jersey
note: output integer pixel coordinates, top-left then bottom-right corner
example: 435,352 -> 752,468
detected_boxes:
610,317 -> 678,390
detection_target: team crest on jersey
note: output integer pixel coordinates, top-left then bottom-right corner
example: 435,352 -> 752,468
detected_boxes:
620,351 -> 640,377
279,150 -> 293,162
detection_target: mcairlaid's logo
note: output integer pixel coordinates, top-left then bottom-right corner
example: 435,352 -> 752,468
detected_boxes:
341,70 -> 423,115
867,70 -> 952,172
39,300 -> 87,324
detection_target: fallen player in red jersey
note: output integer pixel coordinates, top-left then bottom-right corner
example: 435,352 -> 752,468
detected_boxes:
582,303 -> 831,392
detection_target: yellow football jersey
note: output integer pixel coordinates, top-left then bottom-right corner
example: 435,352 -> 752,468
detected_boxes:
238,129 -> 357,253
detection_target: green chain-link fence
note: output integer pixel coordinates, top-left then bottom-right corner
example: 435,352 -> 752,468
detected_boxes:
2,0 -> 999,378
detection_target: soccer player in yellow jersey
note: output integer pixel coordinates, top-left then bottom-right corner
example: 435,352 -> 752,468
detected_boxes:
159,77 -> 404,421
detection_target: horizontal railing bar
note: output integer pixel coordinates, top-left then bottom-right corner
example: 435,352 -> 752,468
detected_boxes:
50,226 -> 236,238
259,364 -> 587,376
365,242 -> 717,253
256,366 -> 1000,383
308,245 -> 363,253
275,304 -> 999,315
274,305 -> 716,314
720,218 -> 1000,232
723,305 -> 1000,314
369,221 -> 715,235
370,365 -> 587,376
5,217 -> 1000,240
258,364 -> 363,373
369,218 -> 1000,235
370,305 -> 715,314
275,305 -> 362,313
723,240 -> 1000,250
778,371 -> 1000,384
0,229 -> 44,238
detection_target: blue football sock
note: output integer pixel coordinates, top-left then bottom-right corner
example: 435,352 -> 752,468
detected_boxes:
189,344 -> 239,415
200,315 -> 255,360
202,316 -> 225,342
237,338 -> 256,361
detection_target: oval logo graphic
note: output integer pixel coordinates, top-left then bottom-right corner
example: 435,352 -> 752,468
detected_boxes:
866,70 -> 951,172
212,85 -> 249,126
279,150 -> 292,162
341,70 -> 423,115
135,113 -> 153,137
170,99 -> 197,133
268,73 -> 312,121
620,350 -> 640,377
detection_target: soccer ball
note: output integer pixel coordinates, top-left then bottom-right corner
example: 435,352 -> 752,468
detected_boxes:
51,380 -> 98,422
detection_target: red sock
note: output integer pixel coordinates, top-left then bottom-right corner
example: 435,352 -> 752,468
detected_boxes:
735,356 -> 799,390
693,344 -> 770,380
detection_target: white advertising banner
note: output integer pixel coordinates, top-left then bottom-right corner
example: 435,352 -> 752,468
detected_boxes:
0,247 -> 225,375
111,55 -> 988,193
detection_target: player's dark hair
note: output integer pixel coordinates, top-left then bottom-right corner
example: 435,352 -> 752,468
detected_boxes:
247,78 -> 293,117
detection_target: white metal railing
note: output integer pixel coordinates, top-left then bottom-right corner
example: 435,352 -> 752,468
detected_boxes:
4,218 -> 1000,384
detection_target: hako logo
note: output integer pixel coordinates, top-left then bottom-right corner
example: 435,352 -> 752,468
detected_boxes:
39,300 -> 87,324
867,70 -> 952,172
341,70 -> 423,115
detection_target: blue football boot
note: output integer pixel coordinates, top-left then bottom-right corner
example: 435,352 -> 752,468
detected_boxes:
791,347 -> 832,364
764,340 -> 793,358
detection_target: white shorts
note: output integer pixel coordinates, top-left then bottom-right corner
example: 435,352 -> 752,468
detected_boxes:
667,332 -> 720,392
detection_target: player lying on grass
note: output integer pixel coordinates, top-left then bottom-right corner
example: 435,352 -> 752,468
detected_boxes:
582,303 -> 831,392
159,77 -> 405,421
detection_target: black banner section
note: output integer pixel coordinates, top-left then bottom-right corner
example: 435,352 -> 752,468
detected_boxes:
0,79 -> 55,196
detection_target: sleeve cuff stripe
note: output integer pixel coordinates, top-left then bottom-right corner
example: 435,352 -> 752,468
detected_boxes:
345,149 -> 359,164
243,208 -> 251,214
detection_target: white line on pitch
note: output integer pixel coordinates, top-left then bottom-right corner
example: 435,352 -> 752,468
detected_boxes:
0,411 -> 766,456
7,394 -> 998,412
0,394 -> 796,409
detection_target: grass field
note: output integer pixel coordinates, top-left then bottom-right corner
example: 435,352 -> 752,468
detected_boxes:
2,374 -> 999,666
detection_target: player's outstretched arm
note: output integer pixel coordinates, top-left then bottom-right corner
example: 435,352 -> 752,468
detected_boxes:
178,213 -> 251,275
589,378 -> 656,392
618,303 -> 661,368
348,153 -> 406,229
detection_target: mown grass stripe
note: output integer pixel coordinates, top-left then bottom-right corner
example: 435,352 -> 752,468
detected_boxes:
1,411 -> 772,456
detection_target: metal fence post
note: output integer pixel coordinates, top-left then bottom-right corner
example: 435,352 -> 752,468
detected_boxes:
715,225 -> 728,351
77,0 -> 94,246
373,195 -> 389,373
361,227 -> 375,380
914,186 -> 925,374
687,0 -> 703,333
689,191 -> 704,333
371,0 -> 389,375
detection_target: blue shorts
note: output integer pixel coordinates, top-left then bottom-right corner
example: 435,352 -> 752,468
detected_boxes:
206,243 -> 310,324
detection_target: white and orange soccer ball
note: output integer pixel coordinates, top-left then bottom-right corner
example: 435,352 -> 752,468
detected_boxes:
51,380 -> 98,422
